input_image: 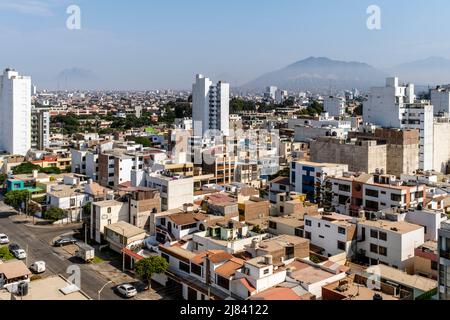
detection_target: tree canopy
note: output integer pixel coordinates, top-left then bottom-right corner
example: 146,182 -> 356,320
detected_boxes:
44,207 -> 66,222
4,190 -> 29,209
135,256 -> 169,286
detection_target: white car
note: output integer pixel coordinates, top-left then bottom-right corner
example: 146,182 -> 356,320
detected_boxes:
0,234 -> 9,245
30,261 -> 46,274
13,249 -> 27,260
116,284 -> 137,298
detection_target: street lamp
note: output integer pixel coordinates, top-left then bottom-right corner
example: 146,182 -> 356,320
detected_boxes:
98,280 -> 113,301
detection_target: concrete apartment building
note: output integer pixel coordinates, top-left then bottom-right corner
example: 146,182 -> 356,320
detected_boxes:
0,68 -> 32,156
145,173 -> 194,211
310,137 -> 388,175
363,77 -> 434,171
357,219 -> 425,272
31,107 -> 50,150
433,116 -> 450,173
431,85 -> 450,114
98,151 -> 145,188
324,95 -> 346,116
348,128 -> 420,176
438,221 -> 450,300
329,172 -> 426,216
90,188 -> 160,243
303,212 -> 357,258
290,160 -> 348,202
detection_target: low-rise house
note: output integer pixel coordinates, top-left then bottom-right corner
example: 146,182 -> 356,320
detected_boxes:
104,221 -> 147,253
357,220 -> 425,272
413,241 -> 438,280
284,260 -> 349,299
303,213 -> 357,258
0,260 -> 31,290
322,273 -> 404,300
365,264 -> 437,300
245,235 -> 310,265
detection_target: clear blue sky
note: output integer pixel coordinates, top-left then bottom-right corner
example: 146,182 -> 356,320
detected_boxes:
0,0 -> 449,90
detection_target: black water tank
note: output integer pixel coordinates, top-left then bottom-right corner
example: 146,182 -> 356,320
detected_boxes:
17,282 -> 29,296
373,293 -> 383,301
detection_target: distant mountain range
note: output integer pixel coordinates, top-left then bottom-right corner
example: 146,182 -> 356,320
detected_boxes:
388,57 -> 450,86
241,56 -> 450,92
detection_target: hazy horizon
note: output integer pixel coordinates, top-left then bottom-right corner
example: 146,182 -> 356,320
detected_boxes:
1,0 -> 450,90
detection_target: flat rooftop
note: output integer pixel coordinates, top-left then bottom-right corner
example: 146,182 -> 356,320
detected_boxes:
366,265 -> 437,292
359,219 -> 423,234
0,276 -> 91,300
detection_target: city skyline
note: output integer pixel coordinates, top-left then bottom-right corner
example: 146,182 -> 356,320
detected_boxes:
2,0 -> 450,90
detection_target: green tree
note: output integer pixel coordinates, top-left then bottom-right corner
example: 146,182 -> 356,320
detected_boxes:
44,207 -> 66,223
4,190 -> 29,209
0,173 -> 7,185
12,162 -> 42,175
135,256 -> 169,289
0,247 -> 14,261
41,167 -> 62,174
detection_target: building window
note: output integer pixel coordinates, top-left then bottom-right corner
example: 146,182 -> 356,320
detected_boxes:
179,261 -> 190,274
338,227 -> 346,235
339,184 -> 351,192
339,195 -> 349,205
379,232 -> 387,241
305,231 -> 311,240
217,275 -> 230,290
365,189 -> 379,198
391,194 -> 402,202
379,246 -> 387,256
191,263 -> 202,276
370,244 -> 378,254
370,230 -> 379,239
70,199 -> 76,207
305,220 -> 311,227
431,261 -> 438,271
269,221 -> 277,230
337,241 -> 346,251
181,223 -> 198,230
107,207 -> 112,214
263,269 -> 270,275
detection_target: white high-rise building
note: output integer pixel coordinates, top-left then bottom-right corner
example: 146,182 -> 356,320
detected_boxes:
324,95 -> 346,116
364,77 -> 434,171
192,74 -> 229,137
0,68 -> 32,156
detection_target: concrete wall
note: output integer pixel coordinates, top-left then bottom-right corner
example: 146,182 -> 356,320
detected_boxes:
310,138 -> 387,174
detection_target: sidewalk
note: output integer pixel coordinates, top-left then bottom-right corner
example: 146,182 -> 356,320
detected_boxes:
9,214 -> 82,229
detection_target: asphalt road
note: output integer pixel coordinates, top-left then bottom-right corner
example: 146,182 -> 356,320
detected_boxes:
0,202 -> 122,300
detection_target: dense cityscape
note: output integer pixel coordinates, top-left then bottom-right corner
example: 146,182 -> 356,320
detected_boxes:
0,1 -> 449,310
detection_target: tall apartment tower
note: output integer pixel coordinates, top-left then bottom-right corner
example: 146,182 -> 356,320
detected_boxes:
31,107 -> 50,150
363,77 -> 434,171
192,74 -> 230,138
0,68 -> 32,156
438,221 -> 450,300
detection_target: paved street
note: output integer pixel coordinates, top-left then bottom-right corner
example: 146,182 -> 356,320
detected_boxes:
0,201 -> 122,300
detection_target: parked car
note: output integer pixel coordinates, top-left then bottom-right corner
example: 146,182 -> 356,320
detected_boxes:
30,261 -> 46,274
13,249 -> 27,260
0,234 -> 9,245
116,284 -> 137,298
53,238 -> 77,247
8,243 -> 21,252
